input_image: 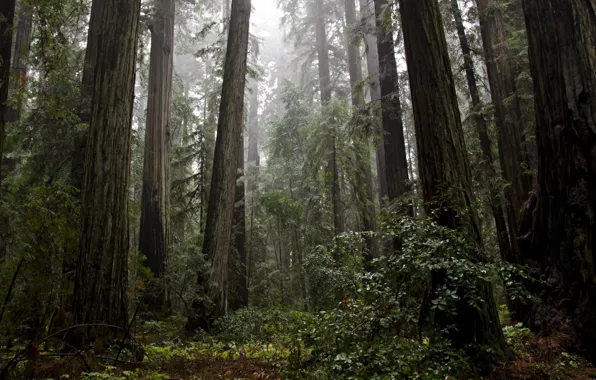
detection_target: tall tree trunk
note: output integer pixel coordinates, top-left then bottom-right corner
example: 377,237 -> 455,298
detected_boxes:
0,0 -> 16,264
230,125 -> 247,310
139,0 -> 174,316
246,80 -> 259,192
314,0 -> 342,236
246,80 -> 258,305
71,0 -> 140,345
188,0 -> 251,330
70,0 -> 104,191
398,0 -> 509,363
519,0 -> 596,362
0,0 -> 16,174
6,0 -> 32,124
449,0 -> 511,262
373,0 -> 409,203
359,0 -> 387,200
344,0 -> 376,261
475,0 -> 532,258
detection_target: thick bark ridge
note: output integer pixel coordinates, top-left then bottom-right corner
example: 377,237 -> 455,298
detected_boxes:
139,0 -> 175,315
520,0 -> 596,362
72,0 -> 140,344
398,0 -> 509,363
190,0 -> 251,329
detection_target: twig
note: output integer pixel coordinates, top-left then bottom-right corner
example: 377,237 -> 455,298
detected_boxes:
0,258 -> 25,326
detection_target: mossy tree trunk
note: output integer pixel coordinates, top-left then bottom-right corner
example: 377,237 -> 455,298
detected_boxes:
398,0 -> 509,363
373,0 -> 409,203
139,0 -> 174,316
188,0 -> 251,330
72,0 -> 140,345
519,0 -> 596,362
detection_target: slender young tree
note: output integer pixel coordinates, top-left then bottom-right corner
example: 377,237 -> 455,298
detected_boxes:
0,0 -> 16,171
189,0 -> 251,329
139,0 -> 175,315
71,0 -> 140,344
475,0 -> 532,257
314,0 -> 343,235
398,0 -> 509,361
519,0 -> 596,362
246,80 -> 259,192
373,0 -> 409,203
449,0 -> 510,261
344,0 -> 376,260
358,0 -> 386,200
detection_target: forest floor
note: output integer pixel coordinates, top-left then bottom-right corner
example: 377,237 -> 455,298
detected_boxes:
3,315 -> 596,379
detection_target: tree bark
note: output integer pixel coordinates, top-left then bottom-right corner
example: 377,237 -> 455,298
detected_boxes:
139,0 -> 174,316
373,0 -> 409,202
0,0 -> 16,173
449,0 -> 511,262
358,0 -> 387,201
519,0 -> 596,362
189,0 -> 251,329
475,0 -> 533,257
398,0 -> 509,363
71,0 -> 140,345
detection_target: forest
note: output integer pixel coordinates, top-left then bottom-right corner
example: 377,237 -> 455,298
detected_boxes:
0,0 -> 595,378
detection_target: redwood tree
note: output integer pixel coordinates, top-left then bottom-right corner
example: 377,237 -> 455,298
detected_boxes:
343,0 -> 376,259
358,0 -> 386,201
314,0 -> 343,235
519,0 -> 596,362
70,0 -> 104,190
373,0 -> 409,203
139,0 -> 175,315
449,0 -> 510,262
189,0 -> 251,329
0,0 -> 16,170
398,0 -> 509,360
475,0 -> 532,258
72,0 -> 140,343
